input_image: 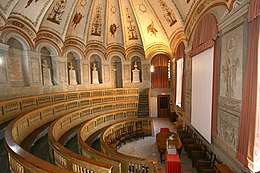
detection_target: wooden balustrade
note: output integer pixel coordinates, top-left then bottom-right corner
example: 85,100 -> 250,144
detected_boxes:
4,88 -> 138,173
0,88 -> 138,125
99,119 -> 163,173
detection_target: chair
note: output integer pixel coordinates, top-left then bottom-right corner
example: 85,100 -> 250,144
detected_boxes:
197,154 -> 222,173
185,138 -> 202,158
190,145 -> 213,168
160,127 -> 170,132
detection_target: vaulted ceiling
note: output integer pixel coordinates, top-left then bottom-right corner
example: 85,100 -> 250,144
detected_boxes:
0,0 -> 235,57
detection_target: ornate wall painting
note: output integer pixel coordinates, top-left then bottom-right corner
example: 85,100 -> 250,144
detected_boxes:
31,58 -> 41,83
47,0 -> 67,25
25,0 -> 40,8
72,12 -> 84,29
110,23 -> 119,38
158,0 -> 177,27
220,25 -> 243,100
147,20 -> 158,37
8,57 -> 23,81
125,8 -> 138,40
91,4 -> 102,36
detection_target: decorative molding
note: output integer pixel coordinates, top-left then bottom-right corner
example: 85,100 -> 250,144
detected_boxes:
218,96 -> 242,113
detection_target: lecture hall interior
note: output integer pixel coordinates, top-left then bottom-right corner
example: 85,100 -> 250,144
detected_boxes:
0,0 -> 259,173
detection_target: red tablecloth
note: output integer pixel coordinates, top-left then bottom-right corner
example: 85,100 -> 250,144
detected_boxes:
166,151 -> 181,173
160,127 -> 170,132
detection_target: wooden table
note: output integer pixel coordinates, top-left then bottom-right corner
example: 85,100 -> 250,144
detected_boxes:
156,131 -> 182,162
216,164 -> 234,173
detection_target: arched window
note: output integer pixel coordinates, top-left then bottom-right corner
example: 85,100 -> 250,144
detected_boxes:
151,54 -> 170,88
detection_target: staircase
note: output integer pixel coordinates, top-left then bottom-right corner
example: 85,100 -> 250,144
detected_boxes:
138,95 -> 150,117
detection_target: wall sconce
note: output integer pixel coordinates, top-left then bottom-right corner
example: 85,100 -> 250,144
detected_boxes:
150,65 -> 154,72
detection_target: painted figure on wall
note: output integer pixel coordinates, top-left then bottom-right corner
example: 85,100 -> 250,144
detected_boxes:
72,12 -> 84,29
222,57 -> 239,98
47,0 -> 67,25
159,0 -> 177,27
91,5 -> 102,36
126,8 -> 138,40
25,0 -> 39,8
110,23 -> 119,38
147,21 -> 158,37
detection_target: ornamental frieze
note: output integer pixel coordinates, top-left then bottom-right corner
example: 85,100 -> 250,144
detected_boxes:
6,20 -> 36,40
218,96 -> 242,113
185,0 -> 233,39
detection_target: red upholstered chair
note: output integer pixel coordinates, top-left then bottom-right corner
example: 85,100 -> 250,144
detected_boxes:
160,128 -> 170,132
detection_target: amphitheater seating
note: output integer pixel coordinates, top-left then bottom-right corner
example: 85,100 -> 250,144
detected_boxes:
3,88 -> 165,173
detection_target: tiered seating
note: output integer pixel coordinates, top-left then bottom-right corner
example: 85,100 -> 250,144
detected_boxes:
4,88 -> 164,173
99,119 -> 163,173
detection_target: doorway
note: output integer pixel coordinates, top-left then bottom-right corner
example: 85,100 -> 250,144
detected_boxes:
157,95 -> 170,118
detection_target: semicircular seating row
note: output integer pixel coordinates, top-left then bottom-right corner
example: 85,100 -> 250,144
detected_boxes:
2,88 -> 163,173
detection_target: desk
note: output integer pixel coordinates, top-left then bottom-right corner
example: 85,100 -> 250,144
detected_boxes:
156,132 -> 182,162
166,151 -> 181,173
216,164 -> 233,173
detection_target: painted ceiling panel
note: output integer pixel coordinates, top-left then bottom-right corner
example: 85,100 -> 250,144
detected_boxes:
147,0 -> 184,40
106,0 -> 124,46
10,0 -> 53,29
119,0 -> 143,48
40,0 -> 77,39
0,0 -> 19,18
129,0 -> 170,50
172,0 -> 195,22
66,0 -> 93,43
87,0 -> 107,45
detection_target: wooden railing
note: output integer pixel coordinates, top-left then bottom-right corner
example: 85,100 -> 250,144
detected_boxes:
0,88 -> 139,125
49,99 -> 139,172
4,88 -> 138,173
99,119 -> 164,173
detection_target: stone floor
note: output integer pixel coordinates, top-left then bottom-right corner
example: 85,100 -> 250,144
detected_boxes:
118,118 -> 197,173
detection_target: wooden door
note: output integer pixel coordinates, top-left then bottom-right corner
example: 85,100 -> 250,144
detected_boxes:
157,95 -> 170,118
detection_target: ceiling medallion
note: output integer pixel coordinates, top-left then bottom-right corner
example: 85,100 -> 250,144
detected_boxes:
139,4 -> 147,13
80,0 -> 87,7
111,5 -> 117,14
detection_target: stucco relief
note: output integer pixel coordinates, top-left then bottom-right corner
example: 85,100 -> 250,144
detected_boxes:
219,96 -> 242,113
124,65 -> 131,81
104,65 -> 110,82
0,66 -> 8,84
185,56 -> 191,91
82,64 -> 89,83
220,25 -> 243,100
59,62 -> 66,84
217,110 -> 239,148
31,58 -> 40,83
142,64 -> 150,81
8,57 -> 23,81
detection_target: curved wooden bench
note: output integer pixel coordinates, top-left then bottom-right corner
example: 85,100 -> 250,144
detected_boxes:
4,88 -> 138,173
79,118 -> 163,173
49,99 -> 138,172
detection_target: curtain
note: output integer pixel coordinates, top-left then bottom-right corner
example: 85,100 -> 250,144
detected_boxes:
236,0 -> 260,171
190,14 -> 218,57
175,42 -> 185,111
211,37 -> 219,137
190,13 -> 219,138
151,54 -> 170,88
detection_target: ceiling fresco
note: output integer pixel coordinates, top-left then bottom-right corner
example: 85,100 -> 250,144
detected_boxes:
0,0 -> 235,57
